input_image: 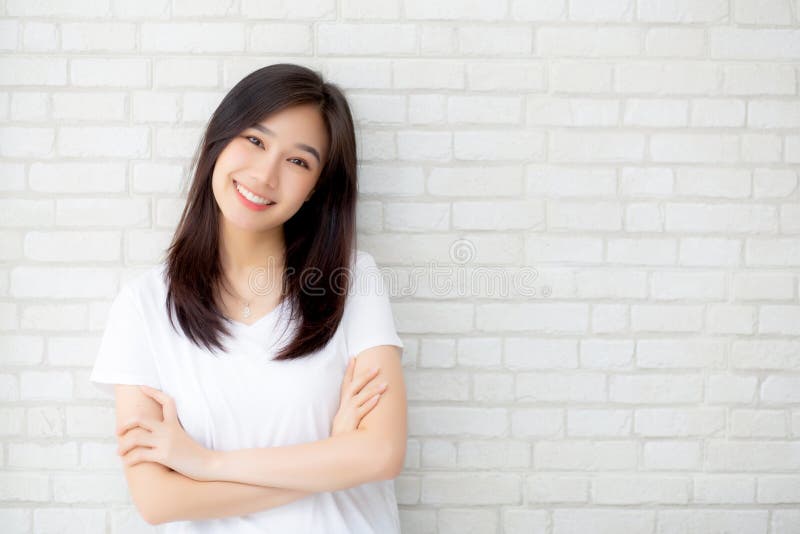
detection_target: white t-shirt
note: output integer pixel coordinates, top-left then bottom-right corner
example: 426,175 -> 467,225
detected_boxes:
90,249 -> 405,534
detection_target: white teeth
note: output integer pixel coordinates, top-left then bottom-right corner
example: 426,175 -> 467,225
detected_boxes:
235,181 -> 274,205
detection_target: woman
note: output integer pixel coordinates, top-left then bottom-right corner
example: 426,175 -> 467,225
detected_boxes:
90,63 -> 407,533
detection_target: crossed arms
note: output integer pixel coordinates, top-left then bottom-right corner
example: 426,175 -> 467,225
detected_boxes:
115,345 -> 406,525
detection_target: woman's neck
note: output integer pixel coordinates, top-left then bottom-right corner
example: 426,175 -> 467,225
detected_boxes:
219,219 -> 285,274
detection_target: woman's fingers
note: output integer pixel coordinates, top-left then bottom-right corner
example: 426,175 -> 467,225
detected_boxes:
331,361 -> 386,435
116,416 -> 156,436
122,446 -> 154,468
357,393 -> 382,418
354,381 -> 388,406
349,366 -> 381,396
117,427 -> 154,456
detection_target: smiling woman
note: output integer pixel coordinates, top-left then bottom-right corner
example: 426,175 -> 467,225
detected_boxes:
89,63 -> 406,533
212,104 -> 326,227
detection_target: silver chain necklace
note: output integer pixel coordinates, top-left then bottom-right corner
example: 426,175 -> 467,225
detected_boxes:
221,273 -> 253,319
220,261 -> 284,321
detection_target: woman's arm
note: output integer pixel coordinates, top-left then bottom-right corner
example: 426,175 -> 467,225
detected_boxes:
207,429 -> 390,493
205,345 -> 407,493
116,385 -> 312,525
140,461 -> 312,525
161,473 -> 306,524
120,356 -> 387,525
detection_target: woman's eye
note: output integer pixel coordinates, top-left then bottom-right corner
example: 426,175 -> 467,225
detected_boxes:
246,136 -> 308,169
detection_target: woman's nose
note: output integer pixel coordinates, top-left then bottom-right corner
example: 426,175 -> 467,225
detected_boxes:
252,153 -> 281,187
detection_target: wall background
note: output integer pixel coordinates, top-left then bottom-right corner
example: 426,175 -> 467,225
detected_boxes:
1,0 -> 800,533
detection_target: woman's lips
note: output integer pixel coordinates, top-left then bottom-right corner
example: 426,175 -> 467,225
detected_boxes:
233,180 -> 275,211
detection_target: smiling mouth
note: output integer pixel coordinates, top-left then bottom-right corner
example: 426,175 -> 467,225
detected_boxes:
233,180 -> 276,205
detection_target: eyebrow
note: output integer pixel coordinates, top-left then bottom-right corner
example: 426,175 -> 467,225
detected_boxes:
251,123 -> 322,165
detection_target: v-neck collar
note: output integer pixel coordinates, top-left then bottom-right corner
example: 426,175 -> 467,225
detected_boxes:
227,297 -> 287,331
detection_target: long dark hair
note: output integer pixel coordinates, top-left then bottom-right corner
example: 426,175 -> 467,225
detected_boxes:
163,63 -> 358,360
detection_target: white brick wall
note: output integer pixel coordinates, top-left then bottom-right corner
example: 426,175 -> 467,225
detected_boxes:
1,1 -> 799,533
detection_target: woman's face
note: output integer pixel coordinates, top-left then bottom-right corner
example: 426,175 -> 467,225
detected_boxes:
211,103 -> 329,232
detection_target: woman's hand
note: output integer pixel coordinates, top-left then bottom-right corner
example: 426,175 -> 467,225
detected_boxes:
115,385 -> 215,481
330,356 -> 388,437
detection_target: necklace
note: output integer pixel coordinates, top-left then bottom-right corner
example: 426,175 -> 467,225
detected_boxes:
219,261 -> 285,321
220,272 -> 252,320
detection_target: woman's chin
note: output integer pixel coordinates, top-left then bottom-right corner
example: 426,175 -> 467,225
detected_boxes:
222,209 -> 281,233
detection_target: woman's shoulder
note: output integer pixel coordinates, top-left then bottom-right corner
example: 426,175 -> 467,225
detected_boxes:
117,261 -> 168,311
352,248 -> 379,270
347,250 -> 387,291
346,249 -> 392,298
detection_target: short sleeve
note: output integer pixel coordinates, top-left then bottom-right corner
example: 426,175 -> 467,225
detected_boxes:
90,284 -> 161,397
343,251 -> 404,361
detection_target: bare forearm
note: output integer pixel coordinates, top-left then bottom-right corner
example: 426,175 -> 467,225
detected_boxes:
151,466 -> 314,525
207,429 -> 394,493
